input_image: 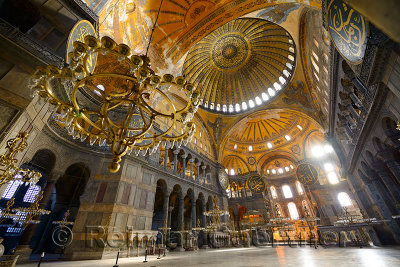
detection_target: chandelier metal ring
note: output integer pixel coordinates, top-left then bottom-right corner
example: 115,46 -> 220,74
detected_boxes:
31,35 -> 199,172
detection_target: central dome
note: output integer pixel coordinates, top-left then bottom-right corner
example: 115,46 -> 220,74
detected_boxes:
183,18 -> 296,114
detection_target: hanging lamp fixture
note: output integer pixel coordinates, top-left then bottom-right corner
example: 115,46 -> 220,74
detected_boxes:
30,0 -> 198,173
0,132 -> 42,186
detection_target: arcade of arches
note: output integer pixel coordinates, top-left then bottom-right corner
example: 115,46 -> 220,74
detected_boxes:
0,0 -> 400,265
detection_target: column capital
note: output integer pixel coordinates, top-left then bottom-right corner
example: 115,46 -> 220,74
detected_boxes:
189,158 -> 195,163
201,165 -> 207,170
173,149 -> 180,155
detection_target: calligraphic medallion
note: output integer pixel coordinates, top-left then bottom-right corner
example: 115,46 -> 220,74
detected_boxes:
66,20 -> 97,73
218,169 -> 229,190
296,163 -> 318,186
246,175 -> 265,194
327,0 -> 367,63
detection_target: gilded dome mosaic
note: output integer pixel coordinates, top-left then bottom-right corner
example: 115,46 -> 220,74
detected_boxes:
183,18 -> 296,114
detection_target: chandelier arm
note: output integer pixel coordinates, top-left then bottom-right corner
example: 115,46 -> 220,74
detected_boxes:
74,73 -> 139,98
138,104 -> 153,131
138,94 -> 176,122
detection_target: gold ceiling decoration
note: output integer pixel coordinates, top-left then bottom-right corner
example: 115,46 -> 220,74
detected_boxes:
224,110 -> 310,153
183,18 -> 296,114
31,35 -> 198,173
223,155 -> 250,174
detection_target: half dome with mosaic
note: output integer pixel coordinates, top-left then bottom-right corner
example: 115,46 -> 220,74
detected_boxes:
183,18 -> 296,114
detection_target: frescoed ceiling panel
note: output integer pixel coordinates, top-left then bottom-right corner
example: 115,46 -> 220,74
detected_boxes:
89,0 -> 321,70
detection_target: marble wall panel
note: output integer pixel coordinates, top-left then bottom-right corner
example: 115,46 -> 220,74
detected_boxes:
103,182 -> 118,203
128,185 -> 137,206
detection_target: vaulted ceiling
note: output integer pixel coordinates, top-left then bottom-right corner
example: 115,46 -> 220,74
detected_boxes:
82,0 -> 331,179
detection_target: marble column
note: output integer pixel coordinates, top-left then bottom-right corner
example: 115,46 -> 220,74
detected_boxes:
341,102 -> 362,125
178,197 -> 184,231
173,149 -> 179,174
196,162 -> 201,183
167,206 -> 173,229
201,202 -> 206,227
201,165 -> 206,180
338,115 -> 355,136
162,192 -> 170,224
200,201 -> 208,248
167,206 -> 174,244
192,199 -> 196,229
181,153 -> 187,178
164,147 -> 169,168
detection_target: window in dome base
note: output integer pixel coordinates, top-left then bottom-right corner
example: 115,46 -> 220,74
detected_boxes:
261,93 -> 269,101
249,100 -> 255,108
235,104 -> 240,112
268,88 -> 275,96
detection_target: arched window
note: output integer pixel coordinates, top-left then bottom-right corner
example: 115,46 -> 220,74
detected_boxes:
23,185 -> 41,203
296,181 -> 304,195
282,185 -> 293,198
288,202 -> 299,220
338,192 -> 352,207
2,180 -> 22,199
270,186 -> 278,199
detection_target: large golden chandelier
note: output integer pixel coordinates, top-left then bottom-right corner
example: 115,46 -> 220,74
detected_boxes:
30,35 -> 198,172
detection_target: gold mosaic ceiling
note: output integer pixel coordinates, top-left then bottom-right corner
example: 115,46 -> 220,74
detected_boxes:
226,109 -> 310,149
183,18 -> 296,114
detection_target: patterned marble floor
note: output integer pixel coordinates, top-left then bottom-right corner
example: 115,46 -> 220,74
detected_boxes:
18,246 -> 400,267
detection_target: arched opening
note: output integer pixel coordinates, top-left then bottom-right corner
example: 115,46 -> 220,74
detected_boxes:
30,163 -> 90,256
169,185 -> 182,231
151,180 -> 167,231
